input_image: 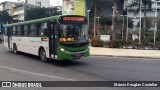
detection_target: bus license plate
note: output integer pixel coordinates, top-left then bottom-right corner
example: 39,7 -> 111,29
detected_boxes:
75,54 -> 81,57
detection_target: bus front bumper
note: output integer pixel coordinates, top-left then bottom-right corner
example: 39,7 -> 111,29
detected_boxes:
57,48 -> 90,60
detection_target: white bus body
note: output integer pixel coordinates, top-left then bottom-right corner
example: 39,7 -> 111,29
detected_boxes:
3,36 -> 52,58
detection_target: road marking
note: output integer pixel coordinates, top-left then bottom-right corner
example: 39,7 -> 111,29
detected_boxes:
0,65 -> 76,81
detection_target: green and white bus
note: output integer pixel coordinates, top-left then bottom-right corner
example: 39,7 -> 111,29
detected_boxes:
3,15 -> 90,61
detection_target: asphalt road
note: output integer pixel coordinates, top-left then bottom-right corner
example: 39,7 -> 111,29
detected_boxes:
0,43 -> 160,90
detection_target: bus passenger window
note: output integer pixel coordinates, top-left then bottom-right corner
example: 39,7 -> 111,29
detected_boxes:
28,25 -> 31,36
24,25 -> 28,36
13,27 -> 16,36
15,26 -> 18,36
21,25 -> 24,36
36,23 -> 41,36
30,24 -> 37,36
10,27 -> 13,35
4,28 -> 7,36
40,23 -> 48,36
18,26 -> 21,36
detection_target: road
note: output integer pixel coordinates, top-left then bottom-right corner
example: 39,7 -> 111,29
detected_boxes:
0,43 -> 160,90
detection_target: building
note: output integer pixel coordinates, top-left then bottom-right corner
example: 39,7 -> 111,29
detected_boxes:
125,0 -> 160,31
0,1 -> 14,11
17,0 -> 50,8
10,3 -> 39,22
0,2 -> 35,22
0,1 -> 18,15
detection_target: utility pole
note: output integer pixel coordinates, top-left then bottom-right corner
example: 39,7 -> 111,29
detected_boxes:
126,7 -> 129,40
139,0 -> 142,44
122,15 -> 125,39
97,17 -> 100,36
93,6 -> 97,38
93,16 -> 96,38
87,10 -> 91,29
134,16 -> 136,31
112,5 -> 115,40
154,0 -> 158,44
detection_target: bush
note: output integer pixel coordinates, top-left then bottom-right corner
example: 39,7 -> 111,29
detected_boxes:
90,37 -> 104,47
156,41 -> 160,50
124,40 -> 132,46
106,39 -> 125,48
147,42 -> 156,49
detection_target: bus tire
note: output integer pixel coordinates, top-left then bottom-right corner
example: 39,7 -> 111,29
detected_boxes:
39,48 -> 48,62
13,44 -> 18,54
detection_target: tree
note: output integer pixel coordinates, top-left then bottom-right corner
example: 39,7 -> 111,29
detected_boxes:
26,7 -> 47,20
112,0 -> 118,40
0,11 -> 12,24
88,0 -> 112,37
156,19 -> 160,41
88,0 -> 109,16
26,7 -> 61,20
99,17 -> 112,35
129,0 -> 152,38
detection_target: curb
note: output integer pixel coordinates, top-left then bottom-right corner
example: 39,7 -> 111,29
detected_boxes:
91,54 -> 160,59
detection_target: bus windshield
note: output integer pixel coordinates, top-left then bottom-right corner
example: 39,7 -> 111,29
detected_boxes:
59,23 -> 88,43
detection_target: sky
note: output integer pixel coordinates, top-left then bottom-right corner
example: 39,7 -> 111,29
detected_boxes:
0,0 -> 62,6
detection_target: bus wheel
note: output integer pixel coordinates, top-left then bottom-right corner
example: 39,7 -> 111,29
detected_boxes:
13,44 -> 18,54
39,49 -> 48,62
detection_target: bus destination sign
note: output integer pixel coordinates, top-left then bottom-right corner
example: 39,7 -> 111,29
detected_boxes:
63,17 -> 85,22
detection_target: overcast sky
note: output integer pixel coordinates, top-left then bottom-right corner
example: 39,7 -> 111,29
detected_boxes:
0,0 -> 17,3
0,0 -> 62,6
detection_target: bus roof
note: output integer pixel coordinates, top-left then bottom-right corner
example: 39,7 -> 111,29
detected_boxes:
3,15 -> 61,27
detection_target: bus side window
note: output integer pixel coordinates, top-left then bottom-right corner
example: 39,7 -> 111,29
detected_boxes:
21,25 -> 24,36
28,25 -> 31,36
10,27 -> 13,36
15,26 -> 18,36
30,24 -> 37,36
36,23 -> 41,36
24,25 -> 28,36
18,26 -> 21,36
4,27 -> 7,36
5,27 -> 12,36
54,24 -> 58,35
40,22 -> 47,36
13,26 -> 16,36
57,25 -> 62,37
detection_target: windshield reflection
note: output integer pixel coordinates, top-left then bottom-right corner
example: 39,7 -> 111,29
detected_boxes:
59,24 -> 88,43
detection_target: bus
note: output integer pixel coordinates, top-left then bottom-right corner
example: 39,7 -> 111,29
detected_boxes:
3,15 -> 90,61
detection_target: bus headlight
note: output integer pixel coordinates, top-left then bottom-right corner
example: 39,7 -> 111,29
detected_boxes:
60,48 -> 65,52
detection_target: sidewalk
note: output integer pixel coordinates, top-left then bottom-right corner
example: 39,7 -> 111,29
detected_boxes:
90,47 -> 160,59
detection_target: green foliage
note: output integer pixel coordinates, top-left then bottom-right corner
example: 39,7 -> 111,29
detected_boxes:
156,41 -> 160,50
157,19 -> 160,30
0,11 -> 12,24
99,16 -> 133,36
88,0 -> 110,17
26,7 -> 61,20
26,7 -> 46,20
100,27 -> 112,35
99,17 -> 112,35
137,18 -> 152,29
106,39 -> 127,48
116,17 -> 133,28
100,17 -> 112,25
141,39 -> 149,46
144,31 -> 154,42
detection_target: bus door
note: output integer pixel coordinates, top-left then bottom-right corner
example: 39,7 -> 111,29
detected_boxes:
7,27 -> 11,49
48,22 -> 57,58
